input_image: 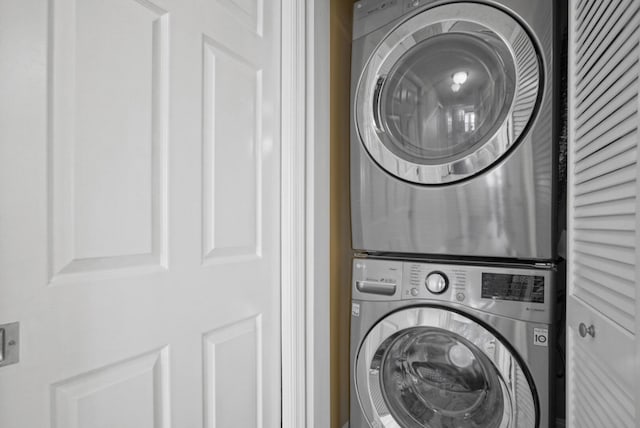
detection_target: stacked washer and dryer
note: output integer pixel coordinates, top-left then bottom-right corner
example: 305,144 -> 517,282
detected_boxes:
349,0 -> 561,427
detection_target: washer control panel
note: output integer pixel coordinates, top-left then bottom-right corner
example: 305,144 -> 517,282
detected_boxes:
405,262 -> 468,302
353,258 -> 554,323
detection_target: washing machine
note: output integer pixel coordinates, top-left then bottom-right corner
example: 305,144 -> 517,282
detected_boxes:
351,0 -> 560,260
350,258 -> 554,427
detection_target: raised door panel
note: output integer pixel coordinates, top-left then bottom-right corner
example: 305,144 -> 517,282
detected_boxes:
52,348 -> 170,428
567,0 -> 639,426
202,38 -> 262,264
49,0 -> 169,282
203,316 -> 262,428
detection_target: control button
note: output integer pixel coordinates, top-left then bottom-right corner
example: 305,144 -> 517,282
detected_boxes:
411,288 -> 419,296
425,272 -> 448,294
456,292 -> 465,302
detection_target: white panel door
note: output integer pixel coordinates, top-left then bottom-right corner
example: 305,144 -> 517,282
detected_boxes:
0,0 -> 281,426
567,0 -> 639,426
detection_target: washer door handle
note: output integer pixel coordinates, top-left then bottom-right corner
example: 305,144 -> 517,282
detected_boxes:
372,75 -> 386,133
356,280 -> 396,296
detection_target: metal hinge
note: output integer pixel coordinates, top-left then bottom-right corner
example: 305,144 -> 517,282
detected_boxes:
534,262 -> 556,269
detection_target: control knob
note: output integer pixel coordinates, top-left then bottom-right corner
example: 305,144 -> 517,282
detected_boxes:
425,272 -> 448,294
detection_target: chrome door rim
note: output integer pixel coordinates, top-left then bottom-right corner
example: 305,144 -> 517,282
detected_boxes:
355,2 -> 541,185
355,306 -> 537,427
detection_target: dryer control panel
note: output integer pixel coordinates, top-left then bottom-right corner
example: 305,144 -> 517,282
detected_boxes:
352,258 -> 554,324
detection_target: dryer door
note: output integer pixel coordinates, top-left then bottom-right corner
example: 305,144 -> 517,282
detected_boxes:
355,307 -> 537,427
355,2 -> 540,184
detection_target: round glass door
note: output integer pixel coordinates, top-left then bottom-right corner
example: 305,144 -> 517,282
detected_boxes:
380,31 -> 515,164
377,327 -> 505,427
355,307 -> 537,428
355,3 -> 540,184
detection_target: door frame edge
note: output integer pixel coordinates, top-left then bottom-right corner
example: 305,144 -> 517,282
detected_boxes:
281,0 -> 331,427
565,1 -> 576,426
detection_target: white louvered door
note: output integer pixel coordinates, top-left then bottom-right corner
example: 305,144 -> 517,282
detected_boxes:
567,0 -> 639,427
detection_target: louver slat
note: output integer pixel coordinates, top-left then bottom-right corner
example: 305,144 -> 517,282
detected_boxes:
576,51 -> 637,121
575,372 -> 628,428
574,96 -> 637,144
573,241 -> 635,267
576,1 -> 638,76
576,80 -> 637,134
573,253 -> 635,283
576,59 -> 637,125
570,338 -> 635,427
574,214 -> 635,233
575,0 -> 620,56
574,265 -> 634,301
574,147 -> 636,185
574,179 -> 635,206
575,128 -> 636,172
575,108 -> 636,159
575,0 -> 599,33
576,14 -> 639,96
573,196 -> 635,218
573,163 -> 636,195
574,228 -> 636,248
576,36 -> 638,103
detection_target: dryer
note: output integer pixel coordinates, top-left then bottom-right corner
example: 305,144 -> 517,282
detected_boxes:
351,0 -> 559,260
350,258 -> 555,427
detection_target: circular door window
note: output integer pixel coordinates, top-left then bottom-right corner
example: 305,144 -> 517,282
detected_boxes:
355,3 -> 541,184
355,307 -> 537,427
379,327 -> 505,427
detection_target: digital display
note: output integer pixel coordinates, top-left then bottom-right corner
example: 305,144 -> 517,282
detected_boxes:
481,273 -> 544,303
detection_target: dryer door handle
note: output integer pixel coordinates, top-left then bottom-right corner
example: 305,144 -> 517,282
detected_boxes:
372,76 -> 386,133
356,280 -> 397,296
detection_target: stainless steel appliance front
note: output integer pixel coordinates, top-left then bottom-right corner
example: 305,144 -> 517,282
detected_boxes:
350,258 -> 554,428
350,0 -> 557,260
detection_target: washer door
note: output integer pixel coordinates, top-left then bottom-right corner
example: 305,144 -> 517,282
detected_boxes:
355,3 -> 540,184
355,307 -> 537,427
